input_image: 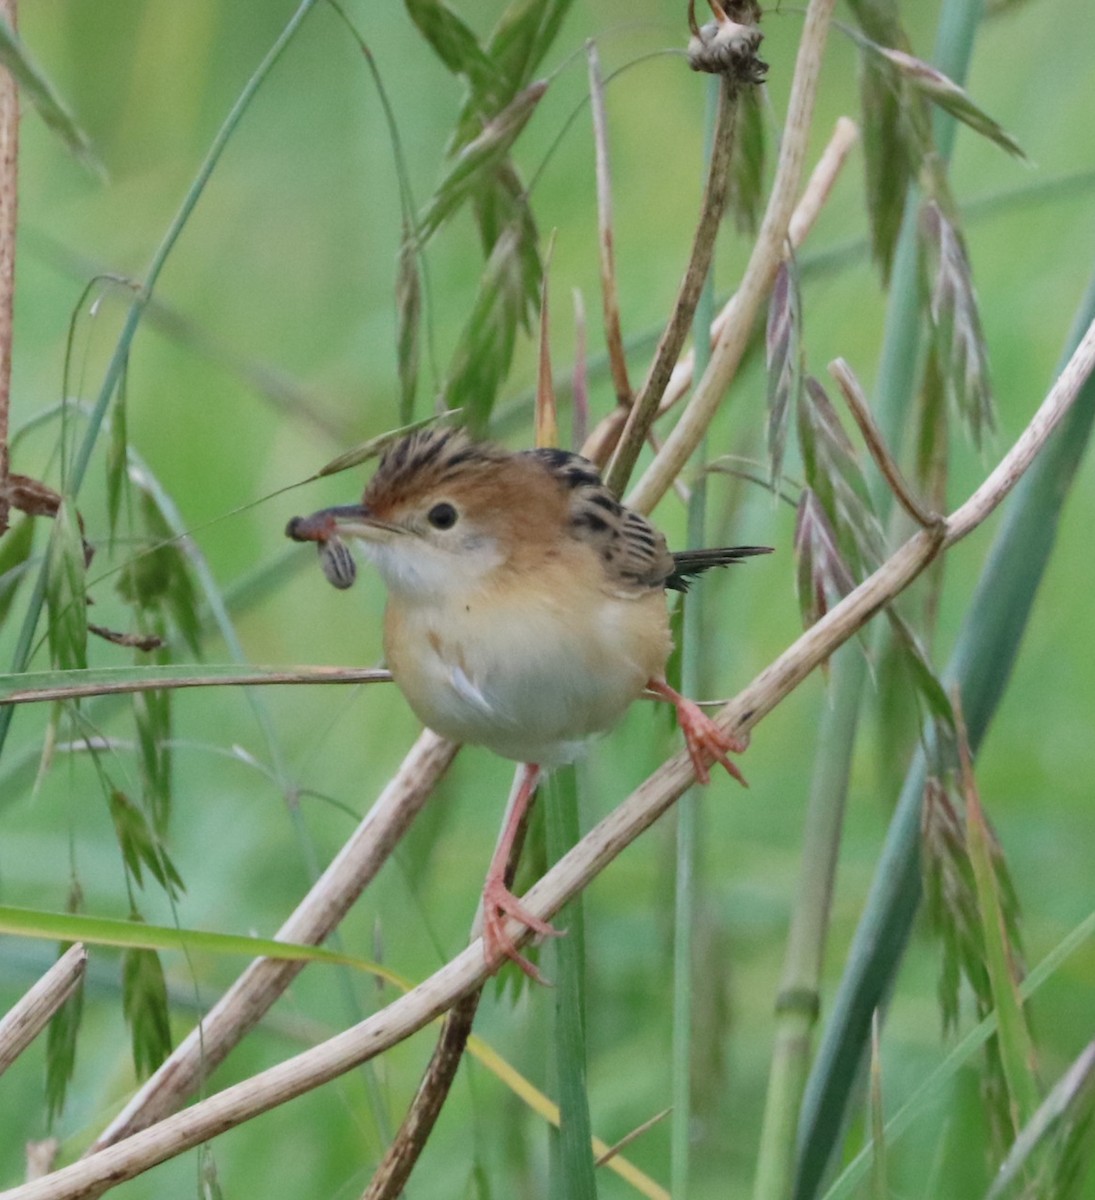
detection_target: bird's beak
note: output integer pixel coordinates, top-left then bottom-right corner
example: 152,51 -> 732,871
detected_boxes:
285,504 -> 401,545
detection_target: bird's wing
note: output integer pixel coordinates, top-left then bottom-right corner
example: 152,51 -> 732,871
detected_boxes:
522,448 -> 675,594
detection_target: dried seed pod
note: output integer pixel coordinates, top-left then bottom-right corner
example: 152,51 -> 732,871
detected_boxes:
318,535 -> 357,590
687,0 -> 767,81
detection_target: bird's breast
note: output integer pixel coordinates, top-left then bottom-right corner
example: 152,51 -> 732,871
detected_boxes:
383,580 -> 671,765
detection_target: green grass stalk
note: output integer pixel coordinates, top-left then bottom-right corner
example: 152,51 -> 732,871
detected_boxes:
788,1 -> 990,1191
671,77 -> 720,1197
547,764 -> 596,1200
796,268 -> 1095,1198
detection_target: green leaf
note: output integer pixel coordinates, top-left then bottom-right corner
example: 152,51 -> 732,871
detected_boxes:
133,656 -> 173,833
418,81 -> 548,243
963,754 -> 1041,1131
121,923 -> 173,1078
403,0 -> 502,105
108,789 -> 186,897
822,910 -> 1095,1200
106,360 -> 130,543
485,0 -> 575,95
985,1042 -> 1095,1200
44,882 -> 85,1124
121,942 -> 170,1069
726,85 -> 765,235
867,41 -> 1026,160
0,904 -> 385,972
45,499 -> 88,671
44,964 -> 84,1125
0,15 -> 102,173
0,516 -> 36,629
443,226 -> 528,435
396,230 -> 422,423
545,766 -> 596,1200
116,492 -> 202,657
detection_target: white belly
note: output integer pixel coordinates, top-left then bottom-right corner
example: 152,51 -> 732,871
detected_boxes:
385,589 -> 670,765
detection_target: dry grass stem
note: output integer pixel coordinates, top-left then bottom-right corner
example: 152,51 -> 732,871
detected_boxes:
580,113 -> 855,472
627,0 -> 838,514
0,945 -> 86,1077
594,1107 -> 672,1167
23,1145 -> 58,1186
0,667 -> 393,707
11,318 -> 1094,1200
828,357 -> 939,528
587,41 -> 632,408
360,986 -> 481,1199
606,73 -> 740,495
88,730 -> 458,1150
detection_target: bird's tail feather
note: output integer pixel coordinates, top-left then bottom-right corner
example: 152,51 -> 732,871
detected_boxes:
666,545 -> 773,592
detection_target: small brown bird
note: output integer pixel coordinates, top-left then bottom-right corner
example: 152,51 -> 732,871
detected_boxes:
287,427 -> 770,977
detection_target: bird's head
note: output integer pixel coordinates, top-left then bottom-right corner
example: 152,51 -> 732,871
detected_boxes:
286,428 -> 567,601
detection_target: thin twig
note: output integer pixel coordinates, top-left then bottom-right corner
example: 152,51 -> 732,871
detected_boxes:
13,316 -> 1094,1200
580,115 -> 857,468
0,945 -> 86,1078
606,73 -> 740,496
828,358 -> 940,529
594,1107 -> 672,1167
87,730 -> 458,1150
0,666 -> 392,707
587,41 -> 632,409
0,0 -> 18,536
627,0 -> 838,514
361,992 -> 482,1200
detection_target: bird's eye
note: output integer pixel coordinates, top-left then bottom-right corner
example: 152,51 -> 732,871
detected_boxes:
427,502 -> 458,530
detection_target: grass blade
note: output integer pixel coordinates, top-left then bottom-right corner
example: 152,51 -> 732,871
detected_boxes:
546,765 -> 597,1200
796,270 -> 1095,1199
959,715 -> 1040,1131
0,15 -> 101,172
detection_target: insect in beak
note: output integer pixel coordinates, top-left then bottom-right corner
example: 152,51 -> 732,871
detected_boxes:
285,505 -> 403,544
286,505 -> 404,590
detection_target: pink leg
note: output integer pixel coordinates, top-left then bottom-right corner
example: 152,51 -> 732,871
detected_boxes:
481,763 -> 564,981
647,678 -> 748,787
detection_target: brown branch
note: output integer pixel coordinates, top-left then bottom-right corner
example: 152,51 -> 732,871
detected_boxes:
627,0 -> 838,514
12,315 -> 1094,1200
605,72 -> 740,496
86,730 -> 458,1150
0,945 -> 86,1078
0,0 -> 19,536
579,115 -> 857,469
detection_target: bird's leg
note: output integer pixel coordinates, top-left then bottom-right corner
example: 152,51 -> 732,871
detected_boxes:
646,678 -> 748,787
482,763 -> 564,981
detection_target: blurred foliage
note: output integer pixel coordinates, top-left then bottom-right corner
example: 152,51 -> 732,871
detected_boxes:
0,2 -> 1094,1199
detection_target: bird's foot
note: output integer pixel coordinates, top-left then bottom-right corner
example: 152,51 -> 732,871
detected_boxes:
647,678 -> 748,786
482,872 -> 564,984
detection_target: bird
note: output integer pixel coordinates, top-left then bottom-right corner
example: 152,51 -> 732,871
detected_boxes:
286,426 -> 771,978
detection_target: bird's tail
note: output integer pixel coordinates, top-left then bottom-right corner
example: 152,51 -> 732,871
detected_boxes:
666,545 -> 773,592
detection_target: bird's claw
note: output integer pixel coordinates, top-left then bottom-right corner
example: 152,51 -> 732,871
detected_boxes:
482,874 -> 564,983
674,695 -> 748,786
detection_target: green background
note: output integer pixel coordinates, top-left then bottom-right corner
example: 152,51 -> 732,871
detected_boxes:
1,2 -> 1094,1196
